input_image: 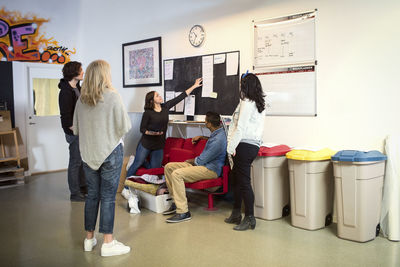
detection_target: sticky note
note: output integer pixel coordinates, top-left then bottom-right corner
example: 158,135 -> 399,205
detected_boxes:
210,92 -> 218,98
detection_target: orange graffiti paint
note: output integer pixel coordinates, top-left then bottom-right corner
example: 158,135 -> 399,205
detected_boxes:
0,7 -> 76,64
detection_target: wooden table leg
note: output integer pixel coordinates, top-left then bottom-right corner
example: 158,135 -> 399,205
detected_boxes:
0,136 -> 4,158
13,130 -> 21,167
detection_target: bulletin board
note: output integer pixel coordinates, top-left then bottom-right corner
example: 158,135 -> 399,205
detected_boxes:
163,51 -> 240,116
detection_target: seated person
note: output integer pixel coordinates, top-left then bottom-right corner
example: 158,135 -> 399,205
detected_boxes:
162,111 -> 227,223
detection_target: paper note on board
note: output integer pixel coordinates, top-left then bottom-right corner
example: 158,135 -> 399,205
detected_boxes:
165,91 -> 175,111
202,55 -> 213,97
209,92 -> 218,98
164,60 -> 174,80
214,54 -> 225,64
226,52 -> 239,76
175,92 -> 184,112
184,95 -> 195,116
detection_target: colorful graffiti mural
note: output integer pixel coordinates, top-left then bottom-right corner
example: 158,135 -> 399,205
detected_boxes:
0,7 -> 75,64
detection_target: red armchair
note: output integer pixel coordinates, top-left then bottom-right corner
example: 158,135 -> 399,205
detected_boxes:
185,165 -> 230,211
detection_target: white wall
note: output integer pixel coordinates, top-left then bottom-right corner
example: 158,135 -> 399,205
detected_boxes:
78,0 -> 400,152
4,0 -> 400,155
12,61 -> 28,158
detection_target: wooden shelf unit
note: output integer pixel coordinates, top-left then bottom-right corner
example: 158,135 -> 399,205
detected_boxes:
0,129 -> 21,167
0,129 -> 24,188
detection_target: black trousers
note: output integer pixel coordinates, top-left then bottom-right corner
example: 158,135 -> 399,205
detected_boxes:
232,142 -> 259,216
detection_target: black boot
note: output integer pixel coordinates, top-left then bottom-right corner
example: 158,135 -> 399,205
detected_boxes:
233,215 -> 256,231
224,209 -> 242,225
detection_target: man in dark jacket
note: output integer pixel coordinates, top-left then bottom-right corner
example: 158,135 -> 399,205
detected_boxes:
59,61 -> 86,201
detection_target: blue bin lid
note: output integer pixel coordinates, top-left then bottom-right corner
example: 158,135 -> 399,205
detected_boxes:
331,150 -> 387,162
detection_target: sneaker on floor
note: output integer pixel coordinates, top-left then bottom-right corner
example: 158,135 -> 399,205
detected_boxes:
101,240 -> 131,257
84,237 -> 97,252
121,188 -> 132,200
166,211 -> 192,223
162,203 -> 176,215
70,193 -> 86,202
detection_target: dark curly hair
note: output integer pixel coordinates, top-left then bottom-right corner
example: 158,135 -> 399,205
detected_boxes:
62,61 -> 82,81
205,111 -> 221,128
240,73 -> 265,113
144,91 -> 156,110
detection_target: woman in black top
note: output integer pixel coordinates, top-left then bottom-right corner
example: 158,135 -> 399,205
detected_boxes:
125,78 -> 202,180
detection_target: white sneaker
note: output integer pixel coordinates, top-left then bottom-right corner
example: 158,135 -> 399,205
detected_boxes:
84,237 -> 97,252
101,239 -> 131,257
121,188 -> 132,200
128,195 -> 140,214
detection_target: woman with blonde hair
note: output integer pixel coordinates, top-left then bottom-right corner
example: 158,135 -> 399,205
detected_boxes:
73,60 -> 131,256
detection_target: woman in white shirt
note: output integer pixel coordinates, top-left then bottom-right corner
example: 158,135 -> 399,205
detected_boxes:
225,72 -> 266,231
73,60 -> 132,256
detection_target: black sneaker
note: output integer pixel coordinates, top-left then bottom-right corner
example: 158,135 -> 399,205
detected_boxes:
70,193 -> 86,202
166,211 -> 192,223
80,186 -> 88,195
162,203 -> 176,215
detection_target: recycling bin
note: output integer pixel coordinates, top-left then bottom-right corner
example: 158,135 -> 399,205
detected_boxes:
332,150 -> 387,242
286,148 -> 336,230
251,145 -> 291,220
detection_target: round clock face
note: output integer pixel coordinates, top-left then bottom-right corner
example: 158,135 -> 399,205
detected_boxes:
189,25 -> 205,47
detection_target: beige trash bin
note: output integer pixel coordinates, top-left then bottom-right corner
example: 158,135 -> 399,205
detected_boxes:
332,150 -> 387,242
286,148 -> 336,230
251,145 -> 291,220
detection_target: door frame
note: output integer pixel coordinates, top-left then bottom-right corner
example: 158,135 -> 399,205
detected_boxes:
25,62 -> 65,175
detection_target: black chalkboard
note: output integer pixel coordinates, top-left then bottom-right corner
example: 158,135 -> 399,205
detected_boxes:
164,51 -> 240,115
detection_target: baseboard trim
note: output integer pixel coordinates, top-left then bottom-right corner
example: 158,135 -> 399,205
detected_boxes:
30,169 -> 67,176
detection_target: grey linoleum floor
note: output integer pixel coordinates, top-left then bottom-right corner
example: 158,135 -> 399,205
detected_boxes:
0,171 -> 399,267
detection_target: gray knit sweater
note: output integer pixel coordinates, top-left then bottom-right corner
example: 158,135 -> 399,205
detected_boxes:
73,90 -> 131,170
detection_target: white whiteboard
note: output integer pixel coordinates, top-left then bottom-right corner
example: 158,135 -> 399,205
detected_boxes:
257,66 -> 316,116
254,11 -> 316,68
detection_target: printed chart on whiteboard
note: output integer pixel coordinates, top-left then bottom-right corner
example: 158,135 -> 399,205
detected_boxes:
254,11 -> 316,68
257,66 -> 316,116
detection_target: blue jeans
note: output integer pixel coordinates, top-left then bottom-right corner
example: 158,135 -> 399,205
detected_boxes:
126,142 -> 163,178
84,143 -> 123,234
65,134 -> 85,196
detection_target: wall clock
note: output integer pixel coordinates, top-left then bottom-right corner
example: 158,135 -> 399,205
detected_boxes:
189,25 -> 205,47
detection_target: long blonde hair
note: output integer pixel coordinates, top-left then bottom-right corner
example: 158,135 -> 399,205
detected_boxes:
80,60 -> 115,106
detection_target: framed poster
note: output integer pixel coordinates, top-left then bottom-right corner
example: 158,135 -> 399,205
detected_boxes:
122,37 -> 162,87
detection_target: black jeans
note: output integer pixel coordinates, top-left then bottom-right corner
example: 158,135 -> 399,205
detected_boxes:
232,142 -> 259,216
65,134 -> 86,196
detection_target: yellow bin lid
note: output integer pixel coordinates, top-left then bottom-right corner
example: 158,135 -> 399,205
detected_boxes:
286,148 -> 336,161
